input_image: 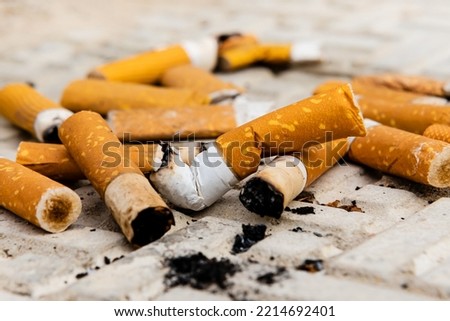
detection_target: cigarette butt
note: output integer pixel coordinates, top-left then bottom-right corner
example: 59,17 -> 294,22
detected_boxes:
59,111 -> 174,245
357,96 -> 450,134
218,33 -> 259,53
314,80 -> 450,134
423,124 -> 450,143
16,141 -> 162,181
60,79 -> 210,115
239,139 -> 349,218
0,158 -> 81,233
88,37 -> 218,84
218,41 -> 321,71
160,64 -> 244,103
216,83 -> 366,179
108,105 -> 237,141
0,83 -> 73,142
353,74 -> 450,97
150,84 -> 365,211
348,122 -> 450,187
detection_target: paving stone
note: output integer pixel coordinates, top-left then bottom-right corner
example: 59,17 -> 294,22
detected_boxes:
328,198 -> 450,298
229,264 -> 431,301
305,163 -> 382,204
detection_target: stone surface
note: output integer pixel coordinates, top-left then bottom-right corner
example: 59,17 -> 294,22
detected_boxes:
1,0 -> 450,301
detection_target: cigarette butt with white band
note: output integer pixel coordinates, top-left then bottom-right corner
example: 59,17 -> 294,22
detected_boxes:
160,64 -> 244,103
88,37 -> 218,84
16,141 -> 162,181
353,74 -> 450,98
108,105 -> 237,141
423,124 -> 450,144
239,139 -> 349,218
218,41 -> 321,71
0,158 -> 81,233
0,83 -> 73,142
150,84 -> 366,211
59,111 -> 174,245
60,79 -> 210,115
348,121 -> 450,187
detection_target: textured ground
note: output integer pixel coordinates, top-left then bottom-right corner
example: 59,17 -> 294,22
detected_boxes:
1,0 -> 450,300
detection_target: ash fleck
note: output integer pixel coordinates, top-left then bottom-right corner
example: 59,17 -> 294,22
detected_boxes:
286,206 -> 315,215
294,191 -> 316,203
231,224 -> 267,254
75,272 -> 88,279
297,259 -> 324,273
290,226 -> 304,233
256,267 -> 287,285
104,256 -> 111,265
326,200 -> 364,213
165,252 -> 238,290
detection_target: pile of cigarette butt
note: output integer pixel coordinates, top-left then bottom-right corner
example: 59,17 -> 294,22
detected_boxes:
1,33 -> 450,247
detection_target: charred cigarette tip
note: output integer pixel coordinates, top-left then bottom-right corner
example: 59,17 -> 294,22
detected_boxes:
37,186 -> 82,233
42,125 -> 61,144
239,177 -> 284,219
131,206 -> 175,246
87,69 -> 106,80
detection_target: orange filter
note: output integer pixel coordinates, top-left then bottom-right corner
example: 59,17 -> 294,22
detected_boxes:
60,79 -> 210,115
354,74 -> 450,97
59,111 -> 174,245
0,83 -> 73,142
160,64 -> 244,102
423,124 -> 450,143
88,37 -> 218,84
216,84 -> 366,179
108,105 -> 237,141
16,142 -> 162,181
0,158 -> 81,233
218,33 -> 259,54
348,123 -> 450,187
239,139 -> 348,218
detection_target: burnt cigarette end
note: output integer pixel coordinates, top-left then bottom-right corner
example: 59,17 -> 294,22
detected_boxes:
42,125 -> 62,143
239,177 -> 284,218
217,33 -> 242,43
131,206 -> 175,246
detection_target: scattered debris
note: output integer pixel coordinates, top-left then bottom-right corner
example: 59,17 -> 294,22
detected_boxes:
285,206 -> 315,215
326,200 -> 364,213
294,191 -> 316,203
232,224 -> 267,254
355,186 -> 361,190
75,272 -> 88,279
296,259 -> 324,273
165,252 -> 239,290
290,226 -> 304,233
89,228 -> 96,232
104,256 -> 111,265
256,267 -> 287,285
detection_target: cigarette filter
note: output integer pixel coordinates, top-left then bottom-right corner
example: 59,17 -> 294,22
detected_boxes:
59,111 -> 174,245
353,74 -> 450,98
150,84 -> 366,211
109,105 -> 237,141
60,79 -> 210,115
348,122 -> 450,187
216,83 -> 366,179
88,37 -> 218,84
239,139 -> 349,218
0,158 -> 81,233
218,41 -> 321,71
423,124 -> 450,144
16,141 -> 162,181
0,83 -> 73,142
314,80 -> 450,134
160,64 -> 244,103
